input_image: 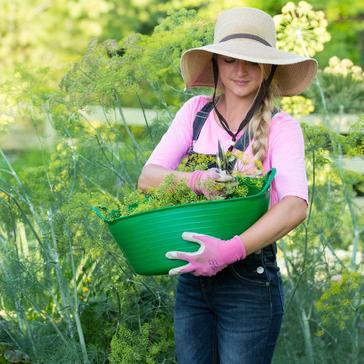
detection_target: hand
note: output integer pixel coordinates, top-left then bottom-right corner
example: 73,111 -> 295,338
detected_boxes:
187,168 -> 222,199
187,169 -> 235,199
165,232 -> 247,276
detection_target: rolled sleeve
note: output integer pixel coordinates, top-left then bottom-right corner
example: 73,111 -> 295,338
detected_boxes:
270,113 -> 309,205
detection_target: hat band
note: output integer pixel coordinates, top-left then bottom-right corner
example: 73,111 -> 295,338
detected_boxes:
219,33 -> 272,47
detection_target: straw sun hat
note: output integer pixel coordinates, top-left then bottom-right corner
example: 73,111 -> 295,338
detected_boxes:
181,7 -> 318,96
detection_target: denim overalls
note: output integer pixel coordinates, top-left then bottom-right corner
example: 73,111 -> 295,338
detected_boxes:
174,102 -> 285,364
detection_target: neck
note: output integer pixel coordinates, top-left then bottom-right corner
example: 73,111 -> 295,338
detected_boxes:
217,92 -> 257,132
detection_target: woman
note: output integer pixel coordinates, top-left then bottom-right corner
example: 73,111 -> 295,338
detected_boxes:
138,7 -> 317,364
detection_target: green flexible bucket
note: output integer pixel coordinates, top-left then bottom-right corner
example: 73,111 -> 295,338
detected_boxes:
93,168 -> 276,275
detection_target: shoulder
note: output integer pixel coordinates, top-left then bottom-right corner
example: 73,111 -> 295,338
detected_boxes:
270,111 -> 303,135
269,111 -> 305,146
271,111 -> 300,127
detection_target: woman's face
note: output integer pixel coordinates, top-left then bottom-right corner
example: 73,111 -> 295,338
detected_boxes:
216,55 -> 262,99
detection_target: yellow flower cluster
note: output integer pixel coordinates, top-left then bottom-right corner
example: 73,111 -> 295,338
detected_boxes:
274,1 -> 331,57
324,56 -> 364,81
179,153 -> 216,172
179,149 -> 266,178
281,96 -> 315,117
315,271 -> 363,331
80,276 -> 92,301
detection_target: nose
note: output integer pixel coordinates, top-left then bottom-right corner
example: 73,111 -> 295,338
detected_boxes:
235,60 -> 249,75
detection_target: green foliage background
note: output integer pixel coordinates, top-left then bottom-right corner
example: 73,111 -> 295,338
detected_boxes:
0,1 -> 363,364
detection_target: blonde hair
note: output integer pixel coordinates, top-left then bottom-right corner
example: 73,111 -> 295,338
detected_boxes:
248,64 -> 280,163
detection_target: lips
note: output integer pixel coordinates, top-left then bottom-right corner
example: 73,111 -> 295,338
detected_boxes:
233,80 -> 249,86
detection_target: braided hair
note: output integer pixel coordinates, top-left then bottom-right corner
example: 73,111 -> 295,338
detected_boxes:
248,66 -> 280,162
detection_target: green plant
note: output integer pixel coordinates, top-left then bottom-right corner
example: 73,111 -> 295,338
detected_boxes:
304,70 -> 364,114
109,317 -> 175,364
100,150 -> 270,220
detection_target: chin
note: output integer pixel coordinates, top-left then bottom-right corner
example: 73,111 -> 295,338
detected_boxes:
234,90 -> 255,98
228,85 -> 255,97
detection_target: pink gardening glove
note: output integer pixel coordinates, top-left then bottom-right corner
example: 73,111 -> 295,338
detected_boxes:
187,168 -> 221,198
165,232 -> 247,277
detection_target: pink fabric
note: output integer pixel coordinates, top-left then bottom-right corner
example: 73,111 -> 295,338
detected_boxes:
165,232 -> 247,276
146,95 -> 309,207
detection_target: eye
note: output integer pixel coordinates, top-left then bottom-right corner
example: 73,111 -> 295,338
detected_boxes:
223,57 -> 236,64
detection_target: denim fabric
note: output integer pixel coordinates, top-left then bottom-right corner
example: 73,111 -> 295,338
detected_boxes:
173,246 -> 284,364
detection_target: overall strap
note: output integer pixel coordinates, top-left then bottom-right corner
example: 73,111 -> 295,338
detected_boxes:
192,101 -> 215,141
234,107 -> 281,151
234,130 -> 251,151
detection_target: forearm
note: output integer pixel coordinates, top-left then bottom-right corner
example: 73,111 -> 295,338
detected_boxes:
240,196 -> 308,255
138,164 -> 190,191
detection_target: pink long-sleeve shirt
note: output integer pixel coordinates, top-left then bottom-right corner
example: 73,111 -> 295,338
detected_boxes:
146,95 -> 309,207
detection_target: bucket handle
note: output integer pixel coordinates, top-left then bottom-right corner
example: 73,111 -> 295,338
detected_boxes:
261,167 -> 276,193
91,206 -> 111,223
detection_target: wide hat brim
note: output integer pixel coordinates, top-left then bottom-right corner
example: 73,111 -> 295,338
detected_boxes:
180,38 -> 318,96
